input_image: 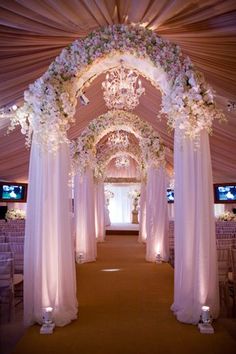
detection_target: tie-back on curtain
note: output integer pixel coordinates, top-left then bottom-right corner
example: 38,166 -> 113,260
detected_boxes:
146,165 -> 169,262
24,141 -> 77,326
171,129 -> 219,324
138,181 -> 147,243
74,168 -> 97,263
95,182 -> 105,242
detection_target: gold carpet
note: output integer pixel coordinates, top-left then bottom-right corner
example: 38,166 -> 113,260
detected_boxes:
12,236 -> 236,354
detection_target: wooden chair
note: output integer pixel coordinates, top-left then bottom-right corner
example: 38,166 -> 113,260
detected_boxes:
0,236 -> 5,243
0,243 -> 10,252
229,248 -> 236,317
6,236 -> 24,243
217,248 -> 231,315
9,243 -> 24,274
0,253 -> 23,321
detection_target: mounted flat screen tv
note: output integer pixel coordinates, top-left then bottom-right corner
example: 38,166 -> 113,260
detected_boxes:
167,188 -> 174,203
0,182 -> 27,203
214,183 -> 236,204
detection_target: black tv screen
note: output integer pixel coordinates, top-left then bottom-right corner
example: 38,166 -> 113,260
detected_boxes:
214,183 -> 236,203
167,189 -> 174,203
0,182 -> 27,203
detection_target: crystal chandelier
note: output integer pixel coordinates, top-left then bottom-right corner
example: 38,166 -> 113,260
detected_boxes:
102,60 -> 145,110
115,155 -> 130,168
107,131 -> 129,148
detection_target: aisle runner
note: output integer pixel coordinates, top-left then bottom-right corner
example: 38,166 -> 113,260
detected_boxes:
14,236 -> 236,354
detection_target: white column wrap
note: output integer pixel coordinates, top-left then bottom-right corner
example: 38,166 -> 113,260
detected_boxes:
171,129 -> 219,324
74,168 -> 97,263
24,141 -> 78,326
138,181 -> 147,243
95,182 -> 105,242
146,165 -> 169,262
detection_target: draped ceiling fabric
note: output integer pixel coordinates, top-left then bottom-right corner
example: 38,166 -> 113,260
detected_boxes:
0,0 -> 236,183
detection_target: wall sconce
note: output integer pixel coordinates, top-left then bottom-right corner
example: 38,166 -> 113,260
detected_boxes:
198,305 -> 214,334
40,307 -> 55,334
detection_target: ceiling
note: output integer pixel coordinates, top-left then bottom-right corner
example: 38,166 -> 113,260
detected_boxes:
0,0 -> 235,182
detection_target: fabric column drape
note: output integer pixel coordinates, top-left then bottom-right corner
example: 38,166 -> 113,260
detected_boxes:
24,141 -> 78,327
138,181 -> 147,243
146,165 -> 169,262
171,129 -> 219,324
74,168 -> 97,263
95,182 -> 105,242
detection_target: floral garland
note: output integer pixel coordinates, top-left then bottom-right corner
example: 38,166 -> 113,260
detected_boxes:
218,211 -> 236,221
9,24 -> 224,151
6,208 -> 26,220
71,110 -> 164,176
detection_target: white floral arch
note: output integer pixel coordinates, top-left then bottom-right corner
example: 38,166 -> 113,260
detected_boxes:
21,24 -> 220,327
12,24 -> 223,150
71,110 -> 165,176
95,143 -> 143,180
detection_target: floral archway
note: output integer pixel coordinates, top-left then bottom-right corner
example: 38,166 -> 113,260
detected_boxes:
12,24 -> 223,150
16,24 -> 222,327
96,145 -> 143,180
70,110 -> 165,177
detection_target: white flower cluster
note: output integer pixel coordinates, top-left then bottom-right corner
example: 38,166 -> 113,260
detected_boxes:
6,209 -> 26,220
218,211 -> 236,221
8,24 -> 224,151
161,59 -> 225,144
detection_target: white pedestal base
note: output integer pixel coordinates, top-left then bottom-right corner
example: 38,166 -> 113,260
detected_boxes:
198,323 -> 214,334
40,323 -> 55,334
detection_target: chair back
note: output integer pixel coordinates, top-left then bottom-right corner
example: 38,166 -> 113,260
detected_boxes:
0,243 -> 10,252
217,248 -> 230,282
230,248 -> 236,281
0,257 -> 14,287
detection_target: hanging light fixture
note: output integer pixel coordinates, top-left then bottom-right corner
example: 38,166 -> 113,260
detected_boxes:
107,130 -> 129,149
115,155 -> 130,168
102,60 -> 145,110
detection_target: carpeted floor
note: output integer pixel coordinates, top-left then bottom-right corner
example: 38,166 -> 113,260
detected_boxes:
11,236 -> 236,354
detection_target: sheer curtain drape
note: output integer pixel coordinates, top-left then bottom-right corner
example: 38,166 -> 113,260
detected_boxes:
74,168 -> 97,263
138,181 -> 147,243
24,141 -> 77,326
171,129 -> 219,324
95,182 -> 105,242
146,165 -> 169,262
108,184 -> 138,223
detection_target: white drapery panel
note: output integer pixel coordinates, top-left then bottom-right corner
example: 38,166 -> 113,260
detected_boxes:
94,182 -> 105,242
138,181 -> 147,243
74,169 -> 97,263
171,129 -> 219,324
24,141 -> 77,327
146,166 -> 169,262
108,184 -> 138,223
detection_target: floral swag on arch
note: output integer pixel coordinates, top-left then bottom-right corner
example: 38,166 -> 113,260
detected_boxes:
9,24 -> 224,151
70,110 -> 165,178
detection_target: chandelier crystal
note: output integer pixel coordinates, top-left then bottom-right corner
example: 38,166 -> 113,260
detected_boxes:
107,131 -> 129,148
115,155 -> 130,168
102,60 -> 145,110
